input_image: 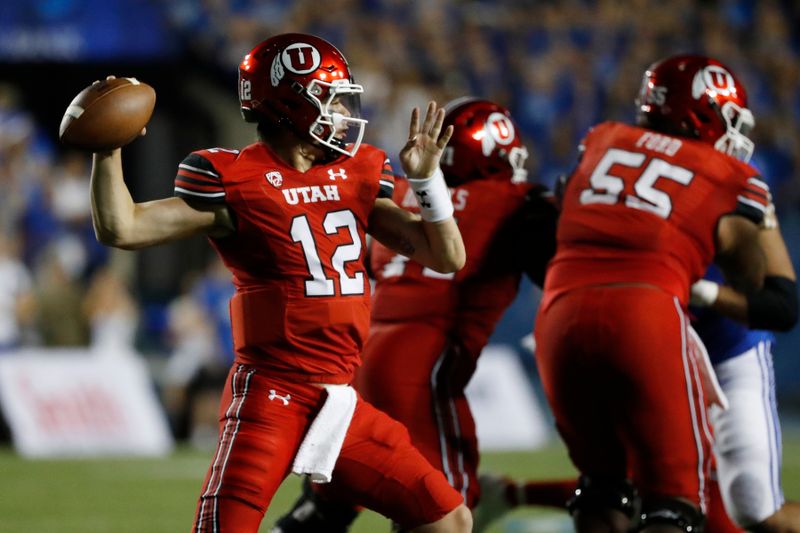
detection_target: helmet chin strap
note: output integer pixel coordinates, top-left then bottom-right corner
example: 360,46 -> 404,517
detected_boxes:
309,113 -> 367,157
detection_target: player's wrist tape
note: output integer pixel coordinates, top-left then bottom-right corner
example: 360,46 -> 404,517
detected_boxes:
407,168 -> 454,223
690,280 -> 719,307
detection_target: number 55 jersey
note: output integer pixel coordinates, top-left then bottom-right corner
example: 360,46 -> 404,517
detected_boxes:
546,120 -> 769,306
535,120 -> 770,507
173,142 -> 394,384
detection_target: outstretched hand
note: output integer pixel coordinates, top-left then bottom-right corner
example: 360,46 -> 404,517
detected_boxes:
400,101 -> 453,180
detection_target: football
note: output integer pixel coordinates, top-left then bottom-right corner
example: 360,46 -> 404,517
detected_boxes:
59,77 -> 156,151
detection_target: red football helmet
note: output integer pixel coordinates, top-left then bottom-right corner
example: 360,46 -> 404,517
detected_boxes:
636,54 -> 755,162
238,33 -> 366,157
440,98 -> 529,186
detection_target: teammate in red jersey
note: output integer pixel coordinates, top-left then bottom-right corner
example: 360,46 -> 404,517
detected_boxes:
534,54 -> 770,532
270,98 -> 561,532
88,33 -> 472,533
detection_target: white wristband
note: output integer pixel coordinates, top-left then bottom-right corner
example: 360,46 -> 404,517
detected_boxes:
690,280 -> 720,307
407,168 -> 454,222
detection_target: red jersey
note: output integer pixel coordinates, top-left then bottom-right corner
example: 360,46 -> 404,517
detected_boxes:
174,143 -> 394,383
370,178 -> 558,358
546,121 -> 769,305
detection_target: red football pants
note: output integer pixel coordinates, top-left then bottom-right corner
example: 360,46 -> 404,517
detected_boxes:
192,364 -> 462,532
352,321 -> 480,507
534,286 -> 713,508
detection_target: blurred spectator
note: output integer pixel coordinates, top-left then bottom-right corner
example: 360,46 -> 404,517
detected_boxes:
160,257 -> 234,442
0,84 -> 49,239
82,257 -> 139,354
0,233 -> 35,351
32,238 -> 90,347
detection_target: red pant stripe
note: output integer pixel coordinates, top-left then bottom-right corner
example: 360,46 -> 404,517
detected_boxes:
430,351 -> 455,488
675,297 -> 709,512
196,366 -> 255,532
430,348 -> 469,502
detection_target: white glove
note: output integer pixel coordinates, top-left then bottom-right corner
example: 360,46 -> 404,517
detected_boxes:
690,280 -> 720,307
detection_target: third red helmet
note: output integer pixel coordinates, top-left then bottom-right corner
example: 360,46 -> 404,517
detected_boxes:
636,54 -> 755,162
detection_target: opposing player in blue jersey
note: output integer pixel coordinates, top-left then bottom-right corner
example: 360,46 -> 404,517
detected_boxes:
690,203 -> 800,532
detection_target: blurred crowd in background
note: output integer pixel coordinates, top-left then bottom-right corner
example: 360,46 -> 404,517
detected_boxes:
1,0 -> 800,440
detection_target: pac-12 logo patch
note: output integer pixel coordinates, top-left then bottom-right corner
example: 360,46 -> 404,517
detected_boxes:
265,171 -> 283,188
281,43 -> 321,75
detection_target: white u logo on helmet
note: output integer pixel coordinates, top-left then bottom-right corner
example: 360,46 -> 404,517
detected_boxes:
692,65 -> 735,100
281,43 -> 321,75
481,112 -> 515,156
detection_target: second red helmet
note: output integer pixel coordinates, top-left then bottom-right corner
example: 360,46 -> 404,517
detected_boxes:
439,98 -> 529,186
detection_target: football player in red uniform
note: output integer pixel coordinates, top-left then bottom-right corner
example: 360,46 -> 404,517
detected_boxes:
88,33 -> 472,533
534,54 -> 770,532
270,98 -> 563,532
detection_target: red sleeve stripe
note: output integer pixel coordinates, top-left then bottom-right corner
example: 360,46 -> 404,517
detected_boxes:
740,187 -> 769,205
737,195 -> 767,213
175,186 -> 225,199
747,177 -> 768,191
179,163 -> 220,179
175,176 -> 225,193
744,186 -> 769,202
742,186 -> 769,202
177,169 -> 221,186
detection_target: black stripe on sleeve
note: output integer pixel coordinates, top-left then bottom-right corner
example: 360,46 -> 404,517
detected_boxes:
378,179 -> 394,199
181,153 -> 220,178
733,202 -> 765,225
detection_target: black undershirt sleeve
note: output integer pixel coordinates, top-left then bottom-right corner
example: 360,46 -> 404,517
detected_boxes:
746,275 -> 798,331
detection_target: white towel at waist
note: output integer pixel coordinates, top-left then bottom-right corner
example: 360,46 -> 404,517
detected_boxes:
292,384 -> 357,483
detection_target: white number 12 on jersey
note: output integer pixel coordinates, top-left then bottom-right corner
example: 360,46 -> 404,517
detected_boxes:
291,210 -> 365,297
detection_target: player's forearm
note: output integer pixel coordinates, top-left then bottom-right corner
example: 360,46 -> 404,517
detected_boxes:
708,285 -> 749,323
369,198 -> 465,273
694,276 -> 798,331
91,149 -> 138,248
90,151 -> 197,249
715,214 -> 765,293
699,224 -> 799,330
418,218 -> 465,273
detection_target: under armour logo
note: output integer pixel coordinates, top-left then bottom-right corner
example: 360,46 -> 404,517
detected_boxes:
327,168 -> 348,181
415,190 -> 431,208
268,389 -> 291,406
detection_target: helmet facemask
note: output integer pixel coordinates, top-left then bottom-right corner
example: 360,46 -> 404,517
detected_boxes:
713,100 -> 755,162
506,146 -> 530,183
306,78 -> 367,157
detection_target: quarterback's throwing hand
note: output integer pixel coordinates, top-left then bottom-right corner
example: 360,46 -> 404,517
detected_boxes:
400,101 -> 454,180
